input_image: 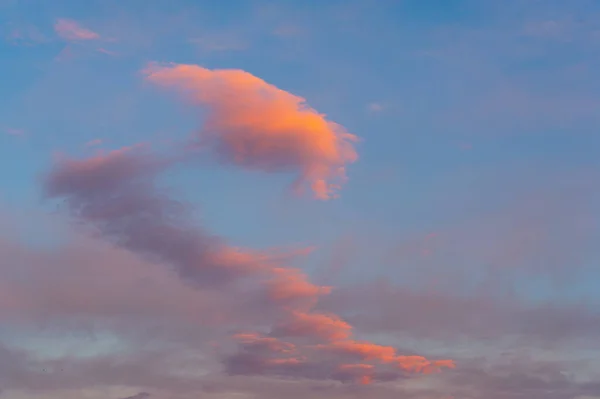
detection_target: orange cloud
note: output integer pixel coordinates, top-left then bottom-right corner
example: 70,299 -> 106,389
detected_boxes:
319,340 -> 456,373
54,19 -> 100,41
144,63 -> 359,200
272,311 -> 352,341
323,340 -> 397,362
267,268 -> 332,304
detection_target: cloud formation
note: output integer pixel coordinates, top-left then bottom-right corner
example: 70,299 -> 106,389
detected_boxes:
144,63 -> 359,200
39,135 -> 452,387
54,18 -> 99,41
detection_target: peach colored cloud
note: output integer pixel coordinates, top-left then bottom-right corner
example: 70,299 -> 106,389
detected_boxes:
272,311 -> 352,341
266,268 -> 332,305
54,18 -> 100,41
317,340 -> 455,374
143,63 -> 359,200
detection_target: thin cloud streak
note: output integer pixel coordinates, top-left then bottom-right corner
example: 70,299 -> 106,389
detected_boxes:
54,19 -> 100,41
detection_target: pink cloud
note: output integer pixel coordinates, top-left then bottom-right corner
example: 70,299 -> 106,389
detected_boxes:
54,19 -> 100,41
143,63 -> 359,200
97,47 -> 118,56
266,267 -> 331,305
367,102 -> 385,113
272,311 -> 353,341
44,146 -> 276,288
40,143 -> 453,386
4,127 -> 24,136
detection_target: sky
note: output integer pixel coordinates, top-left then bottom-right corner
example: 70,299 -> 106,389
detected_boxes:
1,0 -> 600,398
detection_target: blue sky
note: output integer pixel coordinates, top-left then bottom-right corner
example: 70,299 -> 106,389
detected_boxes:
1,1 -> 600,399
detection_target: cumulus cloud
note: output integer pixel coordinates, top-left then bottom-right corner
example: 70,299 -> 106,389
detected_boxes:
54,19 -> 100,41
144,63 -> 359,200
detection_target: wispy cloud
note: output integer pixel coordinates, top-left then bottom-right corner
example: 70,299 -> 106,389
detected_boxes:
54,18 -> 99,41
6,25 -> 48,45
4,127 -> 25,136
367,102 -> 385,113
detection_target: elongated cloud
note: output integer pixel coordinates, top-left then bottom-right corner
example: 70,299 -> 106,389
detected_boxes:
271,311 -> 352,341
45,146 -> 277,287
54,19 -> 100,41
144,63 -> 359,200
42,143 -> 453,386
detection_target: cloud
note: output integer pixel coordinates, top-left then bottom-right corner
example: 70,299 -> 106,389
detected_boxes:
44,145 -> 270,288
37,141 -> 453,389
143,63 -> 359,200
4,127 -> 24,136
97,47 -> 118,56
367,102 -> 385,113
266,267 -> 331,305
0,219 -> 245,341
271,311 -> 352,341
54,19 -> 100,41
